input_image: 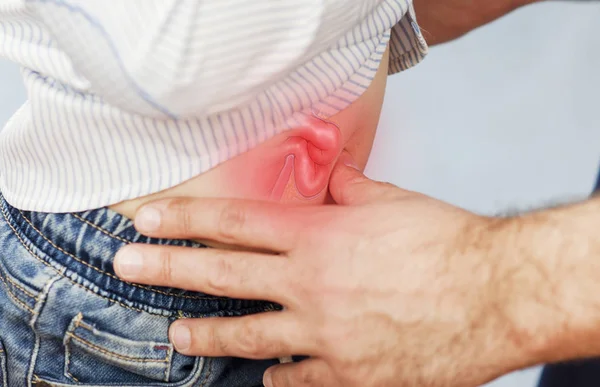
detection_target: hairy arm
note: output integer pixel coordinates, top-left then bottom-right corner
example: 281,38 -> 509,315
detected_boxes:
498,195 -> 600,368
414,0 -> 542,45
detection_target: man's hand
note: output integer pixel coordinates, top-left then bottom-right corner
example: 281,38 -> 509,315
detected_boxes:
414,0 -> 541,45
113,155 -> 537,387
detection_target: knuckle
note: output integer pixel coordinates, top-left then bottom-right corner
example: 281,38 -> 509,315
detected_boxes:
348,174 -> 369,187
235,320 -> 264,358
158,249 -> 175,284
212,327 -> 231,355
169,198 -> 194,235
316,325 -> 345,354
271,370 -> 294,387
270,369 -> 292,387
377,181 -> 397,191
371,181 -> 399,199
217,205 -> 246,242
204,325 -> 228,355
297,366 -> 322,386
206,255 -> 234,294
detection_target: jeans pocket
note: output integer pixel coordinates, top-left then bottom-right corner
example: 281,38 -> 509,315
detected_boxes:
61,313 -> 205,386
0,339 -> 7,387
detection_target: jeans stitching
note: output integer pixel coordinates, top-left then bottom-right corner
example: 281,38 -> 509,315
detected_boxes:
64,313 -> 80,383
4,273 -> 37,299
0,272 -> 36,314
66,333 -> 169,364
0,339 -> 6,387
18,209 -> 217,300
199,357 -> 214,387
3,201 -> 274,318
64,334 -> 80,383
28,275 -> 63,384
71,213 -> 130,244
74,315 -> 172,364
164,344 -> 173,382
2,203 -> 156,314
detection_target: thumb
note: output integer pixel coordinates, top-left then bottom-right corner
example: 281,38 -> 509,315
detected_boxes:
329,152 -> 391,205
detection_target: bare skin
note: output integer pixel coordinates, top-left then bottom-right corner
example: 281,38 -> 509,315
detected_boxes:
109,50 -> 390,224
110,0 -> 545,217
115,161 -> 600,387
414,0 -> 542,45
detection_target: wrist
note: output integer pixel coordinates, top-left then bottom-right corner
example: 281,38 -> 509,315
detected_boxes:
447,215 -> 544,378
496,200 -> 600,368
466,216 -> 545,375
487,214 -> 558,370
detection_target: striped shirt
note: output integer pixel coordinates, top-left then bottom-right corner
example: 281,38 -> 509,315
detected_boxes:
0,0 -> 428,212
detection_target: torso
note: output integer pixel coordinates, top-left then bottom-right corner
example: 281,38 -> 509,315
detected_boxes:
109,49 -> 390,222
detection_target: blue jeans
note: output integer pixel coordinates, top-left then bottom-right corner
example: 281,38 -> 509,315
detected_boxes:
538,167 -> 600,387
0,193 -> 280,386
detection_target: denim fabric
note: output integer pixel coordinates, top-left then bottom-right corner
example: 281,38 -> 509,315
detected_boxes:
0,193 -> 281,386
537,166 -> 600,387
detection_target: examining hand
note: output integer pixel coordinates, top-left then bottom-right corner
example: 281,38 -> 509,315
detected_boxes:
114,154 -> 534,387
414,0 -> 541,45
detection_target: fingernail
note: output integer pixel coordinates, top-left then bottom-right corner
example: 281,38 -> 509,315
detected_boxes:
340,152 -> 359,170
115,247 -> 144,278
170,324 -> 192,352
263,370 -> 273,387
136,207 -> 162,233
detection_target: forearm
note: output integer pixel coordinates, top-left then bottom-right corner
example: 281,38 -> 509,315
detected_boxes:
414,0 -> 543,46
498,195 -> 600,368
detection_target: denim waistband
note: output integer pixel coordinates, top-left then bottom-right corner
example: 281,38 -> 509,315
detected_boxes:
0,193 -> 277,317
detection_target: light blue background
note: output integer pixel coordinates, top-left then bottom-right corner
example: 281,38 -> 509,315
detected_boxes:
1,2 -> 599,386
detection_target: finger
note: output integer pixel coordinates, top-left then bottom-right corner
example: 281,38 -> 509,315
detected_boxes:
169,312 -> 318,359
133,197 -> 303,252
328,152 -> 383,205
329,152 -> 411,205
114,244 -> 294,303
264,359 -> 337,387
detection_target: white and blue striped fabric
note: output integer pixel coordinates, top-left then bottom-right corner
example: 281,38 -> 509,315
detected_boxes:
0,0 -> 427,213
